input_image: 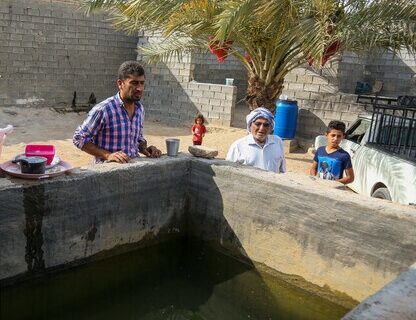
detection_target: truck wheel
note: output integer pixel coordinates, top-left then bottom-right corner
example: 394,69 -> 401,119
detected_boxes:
372,188 -> 392,201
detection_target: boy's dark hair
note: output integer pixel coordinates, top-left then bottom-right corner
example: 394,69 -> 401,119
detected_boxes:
118,61 -> 145,80
194,114 -> 205,124
326,120 -> 346,134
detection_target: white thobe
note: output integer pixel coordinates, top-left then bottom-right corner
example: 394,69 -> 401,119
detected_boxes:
226,134 -> 286,173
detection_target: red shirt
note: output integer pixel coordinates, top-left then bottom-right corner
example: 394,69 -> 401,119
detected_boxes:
192,124 -> 206,142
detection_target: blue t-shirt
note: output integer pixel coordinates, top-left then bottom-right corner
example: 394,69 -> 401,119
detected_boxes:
313,147 -> 352,180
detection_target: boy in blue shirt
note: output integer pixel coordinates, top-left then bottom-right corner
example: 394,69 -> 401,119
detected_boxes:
310,120 -> 354,184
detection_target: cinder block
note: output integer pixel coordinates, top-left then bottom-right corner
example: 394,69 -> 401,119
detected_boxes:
43,17 -> 55,24
340,94 -> 357,103
312,77 -> 329,85
199,98 -> 210,104
214,92 -> 226,100
303,84 -> 320,93
201,90 -> 214,99
209,98 -> 222,107
12,47 -> 24,54
290,68 -> 307,75
208,111 -> 220,119
187,81 -> 200,90
348,104 -> 365,113
301,99 -> 316,108
313,100 -> 332,110
201,105 -> 212,112
179,69 -> 191,76
0,52 -> 9,60
281,90 -> 296,99
212,106 -> 224,113
323,111 -> 342,120
296,75 -> 314,84
191,90 -> 204,98
209,85 -> 223,92
282,139 -> 298,153
198,82 -> 211,92
177,95 -> 190,103
21,22 -> 35,30
340,112 -> 358,122
283,74 -> 297,83
288,83 -> 304,91
295,91 -> 311,99
220,99 -> 233,107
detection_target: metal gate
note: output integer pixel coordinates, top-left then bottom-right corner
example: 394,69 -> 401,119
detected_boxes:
367,98 -> 416,162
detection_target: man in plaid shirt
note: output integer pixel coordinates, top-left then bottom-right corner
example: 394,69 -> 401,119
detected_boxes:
73,61 -> 161,163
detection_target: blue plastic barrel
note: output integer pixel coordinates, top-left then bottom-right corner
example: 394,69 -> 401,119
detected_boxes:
274,99 -> 298,139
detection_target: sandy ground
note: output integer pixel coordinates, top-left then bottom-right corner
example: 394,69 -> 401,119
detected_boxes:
0,106 -> 313,173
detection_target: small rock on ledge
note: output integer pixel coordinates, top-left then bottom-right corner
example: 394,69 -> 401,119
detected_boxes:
188,145 -> 218,159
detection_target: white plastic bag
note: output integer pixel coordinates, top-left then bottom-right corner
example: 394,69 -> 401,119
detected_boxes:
0,125 -> 13,158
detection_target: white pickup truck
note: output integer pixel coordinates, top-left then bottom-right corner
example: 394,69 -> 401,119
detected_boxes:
315,111 -> 416,206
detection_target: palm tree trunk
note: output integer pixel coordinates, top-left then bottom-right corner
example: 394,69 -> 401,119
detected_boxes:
245,75 -> 284,114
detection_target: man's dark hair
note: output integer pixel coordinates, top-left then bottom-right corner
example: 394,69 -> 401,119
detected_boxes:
118,61 -> 145,80
326,120 -> 346,133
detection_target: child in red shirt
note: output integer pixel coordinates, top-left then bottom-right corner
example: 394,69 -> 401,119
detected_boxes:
192,114 -> 206,145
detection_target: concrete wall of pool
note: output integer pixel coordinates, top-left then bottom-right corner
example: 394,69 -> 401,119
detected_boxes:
1,155 -> 415,318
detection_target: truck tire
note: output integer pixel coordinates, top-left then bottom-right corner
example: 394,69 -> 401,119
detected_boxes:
372,187 -> 392,201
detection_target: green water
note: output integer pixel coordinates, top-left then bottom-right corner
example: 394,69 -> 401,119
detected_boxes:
1,240 -> 349,320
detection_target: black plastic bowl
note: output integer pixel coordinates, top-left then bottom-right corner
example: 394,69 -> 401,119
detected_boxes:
13,156 -> 47,174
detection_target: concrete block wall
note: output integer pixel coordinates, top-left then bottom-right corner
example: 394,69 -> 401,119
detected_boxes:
1,0 -> 413,134
281,63 -> 366,139
363,50 -> 416,96
0,0 -> 138,109
138,31 -> 237,126
193,51 -> 248,103
191,49 -> 414,136
282,50 -> 415,139
337,50 -> 416,96
186,48 -> 414,137
338,52 -> 367,93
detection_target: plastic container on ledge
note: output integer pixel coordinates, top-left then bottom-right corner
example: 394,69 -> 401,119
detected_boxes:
25,144 -> 56,165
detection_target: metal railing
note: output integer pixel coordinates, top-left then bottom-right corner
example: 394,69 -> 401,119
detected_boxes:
367,102 -> 416,162
356,95 -> 397,105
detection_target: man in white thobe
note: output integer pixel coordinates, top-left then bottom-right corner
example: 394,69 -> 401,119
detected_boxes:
226,107 -> 286,173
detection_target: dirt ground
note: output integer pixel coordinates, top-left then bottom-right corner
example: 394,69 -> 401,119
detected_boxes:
0,106 -> 313,174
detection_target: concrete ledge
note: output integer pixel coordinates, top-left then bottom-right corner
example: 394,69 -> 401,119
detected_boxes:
0,156 -> 190,281
188,159 -> 416,303
342,263 -> 416,320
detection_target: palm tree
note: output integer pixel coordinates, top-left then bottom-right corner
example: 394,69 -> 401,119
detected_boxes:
84,0 -> 416,113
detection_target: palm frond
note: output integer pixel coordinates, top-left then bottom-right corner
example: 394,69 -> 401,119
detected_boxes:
83,0 -> 416,110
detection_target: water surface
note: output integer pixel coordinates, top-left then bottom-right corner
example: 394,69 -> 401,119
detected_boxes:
1,240 -> 350,319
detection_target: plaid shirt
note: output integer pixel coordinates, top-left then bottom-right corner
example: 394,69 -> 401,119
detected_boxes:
73,93 -> 146,162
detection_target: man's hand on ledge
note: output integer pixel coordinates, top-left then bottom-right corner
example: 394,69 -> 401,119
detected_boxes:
141,145 -> 162,158
106,151 -> 131,163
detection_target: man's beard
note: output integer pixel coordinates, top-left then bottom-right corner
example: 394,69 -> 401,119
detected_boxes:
125,94 -> 141,103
